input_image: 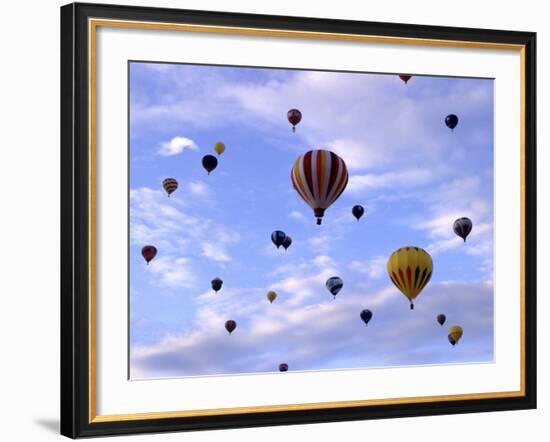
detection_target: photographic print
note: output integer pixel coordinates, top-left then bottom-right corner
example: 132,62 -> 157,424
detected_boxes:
129,62 -> 494,379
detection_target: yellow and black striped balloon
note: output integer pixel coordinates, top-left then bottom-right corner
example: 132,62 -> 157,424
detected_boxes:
387,246 -> 433,309
162,178 -> 178,197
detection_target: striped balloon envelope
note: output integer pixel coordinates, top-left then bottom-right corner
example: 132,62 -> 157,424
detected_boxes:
162,178 -> 178,197
387,246 -> 433,310
290,149 -> 348,225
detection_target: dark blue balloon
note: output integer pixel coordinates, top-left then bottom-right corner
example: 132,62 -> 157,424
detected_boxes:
202,155 -> 218,174
271,230 -> 287,249
282,235 -> 292,250
453,217 -> 472,242
279,363 -> 288,372
437,314 -> 446,326
448,334 -> 456,346
352,205 -> 365,220
445,114 -> 459,130
360,309 -> 372,326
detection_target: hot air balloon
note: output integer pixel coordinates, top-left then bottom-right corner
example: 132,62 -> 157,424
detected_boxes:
291,149 -> 349,225
360,309 -> 372,326
453,217 -> 473,242
271,230 -> 287,249
225,320 -> 237,335
162,178 -> 178,197
202,155 -> 218,175
399,75 -> 412,84
448,325 -> 463,346
352,205 -> 365,221
211,277 -> 223,293
437,314 -> 446,326
267,291 -> 277,304
445,114 -> 459,131
282,235 -> 292,251
387,246 -> 433,310
287,108 -> 302,132
279,363 -> 288,372
141,245 -> 157,264
214,142 -> 225,156
326,276 -> 343,299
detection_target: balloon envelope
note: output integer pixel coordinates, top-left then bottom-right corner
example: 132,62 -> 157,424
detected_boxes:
445,114 -> 459,130
162,178 -> 178,196
225,320 -> 237,334
387,246 -> 433,309
448,325 -> 463,345
214,142 -> 225,155
399,75 -> 412,84
202,155 -> 218,174
326,276 -> 343,298
211,277 -> 223,293
279,363 -> 288,372
271,230 -> 286,249
352,205 -> 365,220
267,291 -> 277,303
437,314 -> 446,326
282,235 -> 292,250
141,245 -> 157,264
360,309 -> 373,326
453,217 -> 473,242
287,108 -> 302,132
291,150 -> 349,225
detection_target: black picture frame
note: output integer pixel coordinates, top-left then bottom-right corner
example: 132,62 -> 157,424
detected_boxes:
61,2 -> 536,438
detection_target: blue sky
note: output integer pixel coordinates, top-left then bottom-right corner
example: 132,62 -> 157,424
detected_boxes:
129,62 -> 494,379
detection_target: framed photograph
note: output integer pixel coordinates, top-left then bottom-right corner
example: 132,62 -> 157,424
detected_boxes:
60,2 -> 536,438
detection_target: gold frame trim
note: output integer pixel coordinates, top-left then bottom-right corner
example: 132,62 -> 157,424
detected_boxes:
88,18 -> 527,424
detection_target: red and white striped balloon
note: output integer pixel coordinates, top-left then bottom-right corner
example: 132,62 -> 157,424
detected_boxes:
291,149 -> 349,225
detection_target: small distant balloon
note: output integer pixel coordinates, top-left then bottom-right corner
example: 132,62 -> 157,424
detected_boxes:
211,277 -> 223,293
214,142 -> 225,156
399,75 -> 412,84
225,320 -> 237,335
267,290 -> 277,304
352,205 -> 365,221
445,114 -> 459,131
282,235 -> 292,251
271,230 -> 287,249
437,314 -> 446,326
326,276 -> 343,299
162,178 -> 178,197
141,245 -> 157,264
202,155 -> 218,175
448,325 -> 463,346
360,309 -> 373,326
287,108 -> 302,132
279,363 -> 288,372
453,217 -> 473,242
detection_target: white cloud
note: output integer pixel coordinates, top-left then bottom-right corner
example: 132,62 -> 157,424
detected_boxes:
158,136 -> 198,156
288,210 -> 308,223
201,242 -> 231,263
347,168 -> 436,194
189,181 -> 208,196
148,256 -> 197,288
349,256 -> 387,280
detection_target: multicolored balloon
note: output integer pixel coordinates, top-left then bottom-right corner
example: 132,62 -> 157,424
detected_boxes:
141,245 -> 157,264
448,325 -> 463,346
271,230 -> 287,249
437,314 -> 446,326
202,155 -> 218,175
326,276 -> 343,299
399,75 -> 412,84
387,246 -> 433,310
453,217 -> 473,242
352,205 -> 365,221
211,277 -> 223,293
267,291 -> 277,304
162,178 -> 178,197
214,142 -> 225,156
291,149 -> 349,225
445,114 -> 459,131
360,309 -> 373,326
287,108 -> 302,132
282,235 -> 292,251
225,320 -> 237,335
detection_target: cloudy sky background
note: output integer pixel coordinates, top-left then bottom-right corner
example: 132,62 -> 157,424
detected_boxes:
129,62 -> 494,379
